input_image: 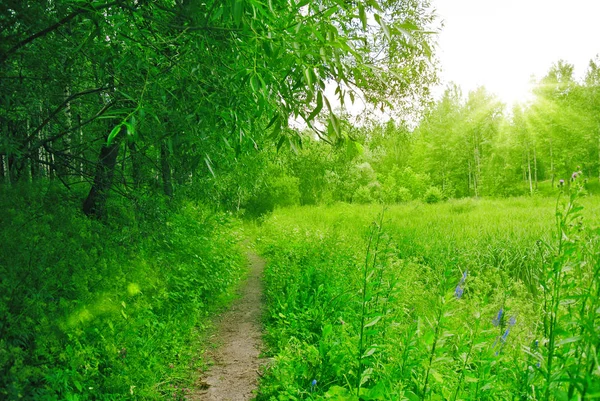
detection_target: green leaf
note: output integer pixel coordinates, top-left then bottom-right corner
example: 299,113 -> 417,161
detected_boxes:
107,124 -> 123,145
204,156 -> 215,177
233,0 -> 244,26
362,347 -> 377,358
359,4 -> 367,30
374,14 -> 391,41
431,369 -> 444,383
250,74 -> 260,93
329,113 -> 340,138
307,91 -> 323,121
364,315 -> 382,328
276,135 -> 287,151
265,114 -> 280,130
556,336 -> 581,346
304,67 -> 313,87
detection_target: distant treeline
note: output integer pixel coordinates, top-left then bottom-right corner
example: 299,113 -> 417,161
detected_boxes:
209,59 -> 600,214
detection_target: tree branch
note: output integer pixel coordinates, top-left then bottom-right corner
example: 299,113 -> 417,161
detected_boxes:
22,101 -> 114,157
24,87 -> 108,145
0,1 -> 120,64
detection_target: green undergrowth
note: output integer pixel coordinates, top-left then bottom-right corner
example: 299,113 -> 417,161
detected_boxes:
0,183 -> 245,400
255,193 -> 600,400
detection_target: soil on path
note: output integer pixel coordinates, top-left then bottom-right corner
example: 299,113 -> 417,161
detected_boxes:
190,251 -> 265,401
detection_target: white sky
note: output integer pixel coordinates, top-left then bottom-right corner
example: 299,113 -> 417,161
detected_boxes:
432,0 -> 600,106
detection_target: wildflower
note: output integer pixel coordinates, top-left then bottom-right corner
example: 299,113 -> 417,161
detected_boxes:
558,179 -> 565,187
501,328 -> 510,343
492,308 -> 503,326
572,172 -> 578,180
310,379 -> 317,392
508,316 -> 516,326
455,285 -> 464,299
455,270 -> 467,299
459,270 -> 468,285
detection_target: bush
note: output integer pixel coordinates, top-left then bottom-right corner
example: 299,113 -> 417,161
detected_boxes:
397,186 -> 412,203
352,185 -> 373,204
270,175 -> 301,208
423,186 -> 443,203
246,174 -> 301,215
0,183 -> 244,400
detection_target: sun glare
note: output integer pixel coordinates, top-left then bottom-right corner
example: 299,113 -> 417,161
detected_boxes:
433,0 -> 600,109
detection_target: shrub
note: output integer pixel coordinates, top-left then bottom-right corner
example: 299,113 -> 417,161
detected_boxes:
353,185 -> 373,204
423,186 -> 443,203
397,186 -> 412,203
0,183 -> 244,400
270,175 -> 301,208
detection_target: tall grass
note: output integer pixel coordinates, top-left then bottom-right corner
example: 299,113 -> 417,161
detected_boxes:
255,194 -> 600,400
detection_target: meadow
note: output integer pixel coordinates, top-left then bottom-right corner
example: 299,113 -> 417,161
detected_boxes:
254,190 -> 600,400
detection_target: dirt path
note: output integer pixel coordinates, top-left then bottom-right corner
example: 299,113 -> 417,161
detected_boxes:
190,251 -> 265,401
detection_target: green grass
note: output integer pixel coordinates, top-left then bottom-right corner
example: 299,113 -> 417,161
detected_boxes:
255,193 -> 600,400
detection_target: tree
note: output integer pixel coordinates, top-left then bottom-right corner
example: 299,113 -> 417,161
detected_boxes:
1,0 -> 437,219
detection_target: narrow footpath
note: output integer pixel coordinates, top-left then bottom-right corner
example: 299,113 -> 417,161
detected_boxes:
190,251 -> 265,401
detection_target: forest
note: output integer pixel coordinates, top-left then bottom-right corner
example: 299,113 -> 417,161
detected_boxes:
1,0 -> 599,400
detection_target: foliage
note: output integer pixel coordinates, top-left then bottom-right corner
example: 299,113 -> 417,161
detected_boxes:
422,186 -> 443,203
0,183 -> 244,399
254,190 -> 600,400
0,0 -> 437,219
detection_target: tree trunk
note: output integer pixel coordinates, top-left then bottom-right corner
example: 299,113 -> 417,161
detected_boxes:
473,145 -> 480,198
160,140 -> 173,197
533,145 -> 538,190
8,154 -> 17,184
83,130 -> 122,219
128,141 -> 142,189
527,147 -> 533,195
28,117 -> 40,180
467,160 -> 472,196
78,114 -> 85,179
0,154 -> 5,183
549,138 -> 555,187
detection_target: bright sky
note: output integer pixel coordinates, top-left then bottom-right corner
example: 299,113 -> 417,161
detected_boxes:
433,0 -> 600,106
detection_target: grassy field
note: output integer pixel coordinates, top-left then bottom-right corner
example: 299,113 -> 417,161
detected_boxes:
254,192 -> 600,400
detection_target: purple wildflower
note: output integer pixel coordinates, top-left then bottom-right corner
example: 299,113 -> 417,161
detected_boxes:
455,285 -> 464,299
572,172 -> 578,180
460,270 -> 468,285
558,179 -> 565,187
509,316 -> 516,326
492,308 -> 503,326
455,270 -> 467,299
501,328 -> 510,342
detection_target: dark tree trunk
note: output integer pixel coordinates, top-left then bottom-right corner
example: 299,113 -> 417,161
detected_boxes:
0,154 -> 5,183
8,154 -> 17,184
83,131 -> 122,219
30,144 -> 40,180
160,140 -> 173,197
128,141 -> 142,189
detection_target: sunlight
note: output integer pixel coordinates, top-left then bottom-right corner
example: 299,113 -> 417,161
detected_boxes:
492,77 -> 534,107
433,0 -> 600,108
